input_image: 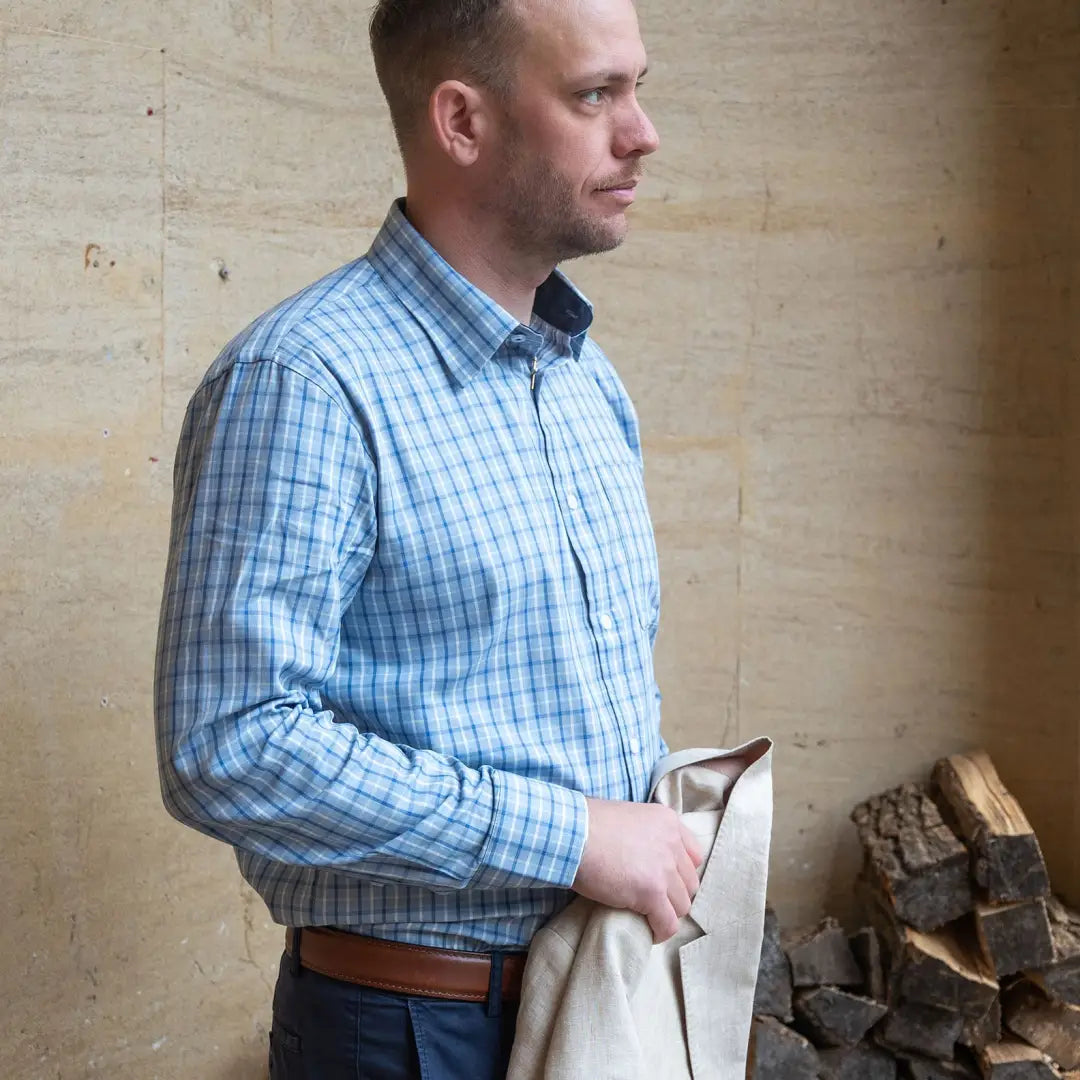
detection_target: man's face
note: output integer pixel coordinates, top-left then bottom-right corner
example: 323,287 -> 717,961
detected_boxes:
486,0 -> 659,265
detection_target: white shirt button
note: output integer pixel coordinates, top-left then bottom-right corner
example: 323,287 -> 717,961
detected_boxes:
566,493 -> 580,511
598,613 -> 614,631
629,737 -> 641,755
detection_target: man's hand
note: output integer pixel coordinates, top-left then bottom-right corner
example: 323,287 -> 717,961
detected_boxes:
571,799 -> 704,943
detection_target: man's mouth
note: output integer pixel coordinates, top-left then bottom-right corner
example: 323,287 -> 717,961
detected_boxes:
596,179 -> 639,206
597,178 -> 639,193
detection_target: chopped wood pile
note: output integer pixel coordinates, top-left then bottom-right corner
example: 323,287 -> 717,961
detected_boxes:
748,749 -> 1080,1079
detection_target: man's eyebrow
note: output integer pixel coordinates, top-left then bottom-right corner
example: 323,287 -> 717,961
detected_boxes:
574,65 -> 649,86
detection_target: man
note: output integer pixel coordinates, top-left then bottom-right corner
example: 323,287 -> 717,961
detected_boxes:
155,0 -> 704,1076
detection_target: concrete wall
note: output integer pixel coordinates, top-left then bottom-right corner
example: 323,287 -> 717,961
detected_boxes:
2,1 -> 1078,1076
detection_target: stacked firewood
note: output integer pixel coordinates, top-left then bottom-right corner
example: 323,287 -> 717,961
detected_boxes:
748,750 -> 1080,1079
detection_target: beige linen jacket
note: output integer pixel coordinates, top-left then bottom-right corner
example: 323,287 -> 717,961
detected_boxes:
507,737 -> 773,1080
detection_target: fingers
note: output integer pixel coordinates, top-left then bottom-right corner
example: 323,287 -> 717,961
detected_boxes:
647,860 -> 697,944
573,799 -> 710,945
669,877 -> 692,920
679,822 -> 704,869
648,821 -> 703,942
647,900 -> 680,944
676,845 -> 700,902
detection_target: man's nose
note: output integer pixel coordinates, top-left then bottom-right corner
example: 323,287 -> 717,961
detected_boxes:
615,98 -> 660,158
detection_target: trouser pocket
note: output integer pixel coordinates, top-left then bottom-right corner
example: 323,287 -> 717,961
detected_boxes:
270,951 -> 360,1078
406,996 -> 518,1080
269,1018 -> 304,1079
270,950 -> 422,1078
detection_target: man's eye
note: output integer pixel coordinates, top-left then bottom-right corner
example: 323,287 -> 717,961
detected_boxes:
580,88 -> 606,105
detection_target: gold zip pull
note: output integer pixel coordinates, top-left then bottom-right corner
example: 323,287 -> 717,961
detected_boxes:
530,355 -> 538,392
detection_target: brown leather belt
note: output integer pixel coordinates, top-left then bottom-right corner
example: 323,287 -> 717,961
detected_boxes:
285,927 -> 527,1003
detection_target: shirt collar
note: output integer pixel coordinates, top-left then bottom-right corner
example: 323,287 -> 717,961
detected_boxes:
367,200 -> 594,387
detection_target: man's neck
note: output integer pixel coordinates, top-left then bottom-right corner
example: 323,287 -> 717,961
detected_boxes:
403,193 -> 552,326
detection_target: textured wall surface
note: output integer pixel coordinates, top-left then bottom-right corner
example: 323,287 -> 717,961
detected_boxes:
2,2 -> 1078,1077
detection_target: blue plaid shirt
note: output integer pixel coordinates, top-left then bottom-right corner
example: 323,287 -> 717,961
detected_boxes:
155,201 -> 665,951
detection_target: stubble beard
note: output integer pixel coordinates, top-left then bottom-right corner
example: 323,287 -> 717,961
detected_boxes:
493,128 -> 630,266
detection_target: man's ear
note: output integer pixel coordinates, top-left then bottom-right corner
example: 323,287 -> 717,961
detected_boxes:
428,80 -> 491,167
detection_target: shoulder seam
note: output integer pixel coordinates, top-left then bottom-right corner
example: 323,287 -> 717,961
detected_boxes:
200,353 -> 376,470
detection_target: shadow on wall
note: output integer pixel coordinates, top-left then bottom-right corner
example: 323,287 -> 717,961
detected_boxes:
983,7 -> 1079,902
209,1055 -> 268,1080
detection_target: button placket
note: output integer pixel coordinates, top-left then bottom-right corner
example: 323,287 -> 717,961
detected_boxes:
535,363 -> 641,795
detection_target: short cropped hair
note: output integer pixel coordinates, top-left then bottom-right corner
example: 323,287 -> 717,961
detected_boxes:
369,0 -> 524,151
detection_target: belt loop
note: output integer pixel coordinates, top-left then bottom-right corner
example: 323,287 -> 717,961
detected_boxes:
290,927 -> 303,978
486,950 -> 504,1018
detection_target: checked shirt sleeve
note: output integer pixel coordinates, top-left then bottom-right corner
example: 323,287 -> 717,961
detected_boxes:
154,356 -> 587,893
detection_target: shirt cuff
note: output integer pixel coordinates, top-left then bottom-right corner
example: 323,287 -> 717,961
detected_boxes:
468,769 -> 588,891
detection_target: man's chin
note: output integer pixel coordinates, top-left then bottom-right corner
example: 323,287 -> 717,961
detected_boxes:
566,215 -> 629,257
589,223 -> 629,256
556,231 -> 626,263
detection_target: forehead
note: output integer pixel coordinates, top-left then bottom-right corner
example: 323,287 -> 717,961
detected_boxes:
513,0 -> 647,79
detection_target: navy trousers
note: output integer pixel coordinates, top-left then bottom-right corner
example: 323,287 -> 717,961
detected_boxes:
268,952 -> 521,1080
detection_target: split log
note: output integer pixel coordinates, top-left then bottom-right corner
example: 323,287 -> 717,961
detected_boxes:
976,897 -> 1054,978
857,872 -> 902,964
1003,981 -> 1080,1071
783,917 -> 863,988
978,1040 -> 1060,1079
1028,897 -> 1080,1007
819,1042 -> 898,1080
753,905 -> 794,1021
858,875 -> 997,1018
932,751 -> 1049,904
747,1016 -> 819,1080
852,783 -> 974,931
877,1001 -> 965,1061
793,986 -> 888,1047
892,921 -> 999,1018
959,995 -> 1002,1055
852,926 -> 889,1002
903,1052 -> 981,1079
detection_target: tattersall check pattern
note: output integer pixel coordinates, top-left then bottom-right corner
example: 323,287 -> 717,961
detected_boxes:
155,200 -> 666,951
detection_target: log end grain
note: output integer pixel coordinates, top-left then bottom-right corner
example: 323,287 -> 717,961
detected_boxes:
1003,981 -> 1080,1072
877,1001 -> 965,1061
902,1051 -> 981,1079
793,986 -> 889,1048
979,1039 -> 1060,1080
754,905 -> 794,1022
783,917 -> 864,988
1029,897 -> 1080,1007
959,994 -> 1002,1055
819,1042 -> 898,1080
977,898 -> 1055,979
852,926 -> 889,1002
898,921 -> 999,1017
748,1016 -> 820,1080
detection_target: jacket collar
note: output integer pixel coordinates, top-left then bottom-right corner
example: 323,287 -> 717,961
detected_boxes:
649,737 -> 773,934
